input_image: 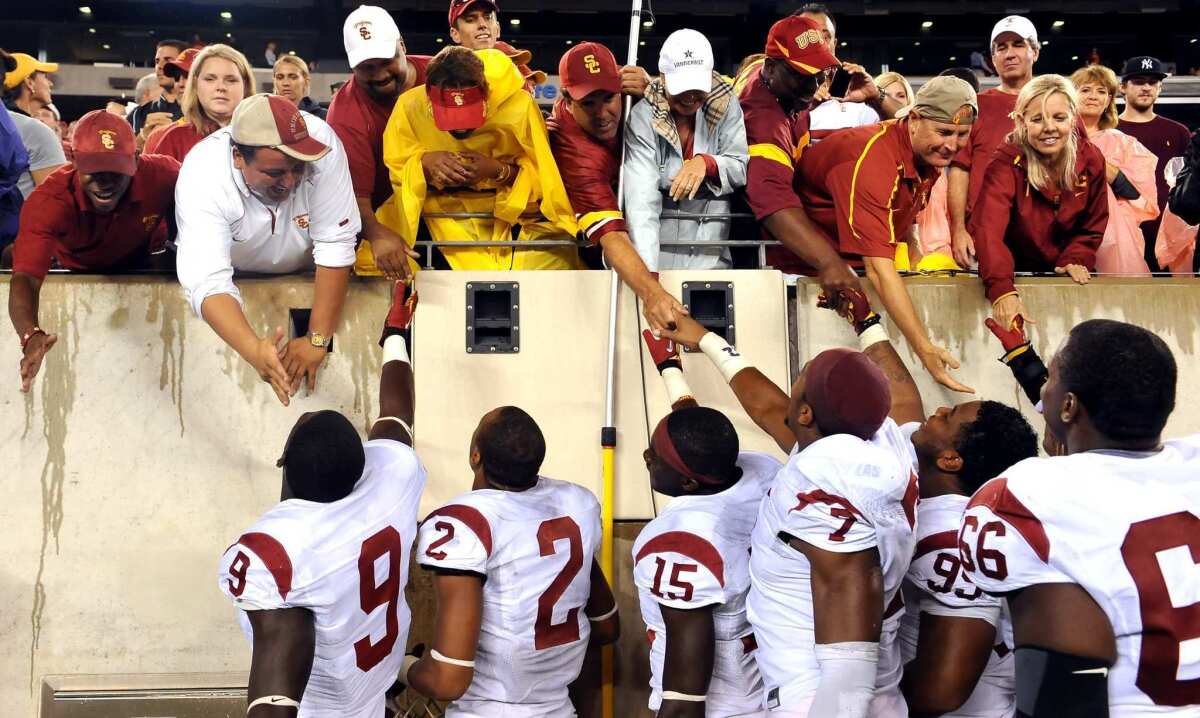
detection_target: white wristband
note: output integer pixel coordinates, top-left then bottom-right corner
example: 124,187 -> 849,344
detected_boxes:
248,695 -> 300,713
661,367 -> 693,405
588,604 -> 618,622
373,416 -> 413,440
383,334 -> 410,365
661,690 -> 707,702
858,323 -> 889,351
430,648 -> 475,668
698,332 -> 750,383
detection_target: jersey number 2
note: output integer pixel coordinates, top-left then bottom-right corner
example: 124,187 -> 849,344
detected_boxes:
1121,512 -> 1200,706
354,526 -> 404,672
535,517 -> 584,650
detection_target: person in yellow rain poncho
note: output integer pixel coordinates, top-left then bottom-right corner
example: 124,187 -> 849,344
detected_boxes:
376,45 -> 581,270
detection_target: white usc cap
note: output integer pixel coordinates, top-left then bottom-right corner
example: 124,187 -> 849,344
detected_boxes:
658,28 -> 714,95
343,5 -> 401,69
990,15 -> 1038,46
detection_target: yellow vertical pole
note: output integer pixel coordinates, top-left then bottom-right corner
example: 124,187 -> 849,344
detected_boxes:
600,443 -> 616,718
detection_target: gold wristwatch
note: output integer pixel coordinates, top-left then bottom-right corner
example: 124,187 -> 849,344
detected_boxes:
308,332 -> 331,348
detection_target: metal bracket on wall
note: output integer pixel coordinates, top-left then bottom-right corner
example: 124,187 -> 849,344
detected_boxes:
681,281 -> 735,352
466,282 -> 520,354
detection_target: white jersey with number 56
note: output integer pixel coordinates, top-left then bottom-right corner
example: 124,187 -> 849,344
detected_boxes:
217,439 -> 427,718
416,477 -> 601,717
959,436 -> 1200,717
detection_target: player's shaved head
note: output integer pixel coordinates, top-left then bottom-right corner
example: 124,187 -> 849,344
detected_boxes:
646,406 -> 743,495
278,410 -> 365,503
473,406 -> 546,489
1053,319 -> 1176,443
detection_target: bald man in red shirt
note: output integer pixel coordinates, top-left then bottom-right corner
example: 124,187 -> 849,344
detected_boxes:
9,110 -> 179,392
796,76 -> 978,393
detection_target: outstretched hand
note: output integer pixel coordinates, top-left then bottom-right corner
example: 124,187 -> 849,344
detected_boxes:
19,331 -> 57,393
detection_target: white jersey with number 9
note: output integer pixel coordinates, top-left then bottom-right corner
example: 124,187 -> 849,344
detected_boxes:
217,439 -> 427,718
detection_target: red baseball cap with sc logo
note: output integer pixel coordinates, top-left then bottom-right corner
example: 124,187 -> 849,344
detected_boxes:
428,84 -> 487,132
559,42 -> 621,99
765,15 -> 839,76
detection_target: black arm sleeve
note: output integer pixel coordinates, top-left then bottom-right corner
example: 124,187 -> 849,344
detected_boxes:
1110,170 -> 1141,201
1004,347 -> 1049,405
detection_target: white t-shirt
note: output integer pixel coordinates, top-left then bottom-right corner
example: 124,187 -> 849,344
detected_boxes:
808,99 -> 881,141
217,439 -> 427,718
633,451 -> 781,716
174,113 -> 360,316
415,477 -> 602,717
959,436 -> 1200,717
747,418 -> 919,716
899,493 -> 1015,717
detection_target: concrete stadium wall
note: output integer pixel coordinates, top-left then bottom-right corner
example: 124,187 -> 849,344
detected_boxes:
3,272 -> 1199,717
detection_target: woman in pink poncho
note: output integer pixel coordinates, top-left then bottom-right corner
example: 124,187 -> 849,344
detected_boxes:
1070,65 -> 1159,274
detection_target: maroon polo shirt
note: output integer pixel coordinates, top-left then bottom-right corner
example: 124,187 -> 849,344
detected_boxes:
971,140 -> 1109,302
951,88 -> 1018,217
12,154 -> 180,279
796,118 -> 937,261
326,57 -> 430,211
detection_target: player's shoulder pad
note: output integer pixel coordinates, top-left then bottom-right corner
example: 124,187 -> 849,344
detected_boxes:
218,531 -> 296,610
632,527 -> 727,608
417,494 -> 496,573
737,450 -> 785,482
965,473 -> 1051,564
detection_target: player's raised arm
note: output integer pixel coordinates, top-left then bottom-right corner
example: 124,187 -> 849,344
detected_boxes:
822,289 -> 927,425
985,317 -> 1048,406
244,608 -> 316,716
662,315 -> 794,453
369,283 -> 417,446
642,330 -> 698,411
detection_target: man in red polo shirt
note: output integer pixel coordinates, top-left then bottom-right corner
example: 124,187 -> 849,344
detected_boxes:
796,76 -> 977,393
326,4 -> 428,279
9,110 -> 179,392
735,15 -> 859,296
947,15 -> 1039,268
546,41 -> 684,334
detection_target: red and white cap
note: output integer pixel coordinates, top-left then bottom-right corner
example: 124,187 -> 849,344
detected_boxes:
343,5 -> 402,69
428,84 -> 487,132
231,93 -> 329,162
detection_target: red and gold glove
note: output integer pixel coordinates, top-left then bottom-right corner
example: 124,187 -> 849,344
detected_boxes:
380,281 -> 418,347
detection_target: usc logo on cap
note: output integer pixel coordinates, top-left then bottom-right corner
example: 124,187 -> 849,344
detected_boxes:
794,29 -> 822,50
583,54 -> 601,74
355,21 -> 372,40
452,91 -> 465,106
98,130 -> 116,150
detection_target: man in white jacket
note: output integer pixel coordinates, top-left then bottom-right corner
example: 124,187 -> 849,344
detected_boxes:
622,29 -> 748,271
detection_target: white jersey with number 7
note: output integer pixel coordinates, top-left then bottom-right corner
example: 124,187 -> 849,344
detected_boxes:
217,439 -> 427,718
959,435 -> 1200,717
416,477 -> 602,717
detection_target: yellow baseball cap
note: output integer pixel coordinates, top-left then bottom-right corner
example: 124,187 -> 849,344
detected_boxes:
4,53 -> 58,90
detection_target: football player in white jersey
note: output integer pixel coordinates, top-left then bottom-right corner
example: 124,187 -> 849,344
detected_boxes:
633,331 -> 781,717
401,406 -> 620,717
665,305 -> 920,718
217,283 -> 426,717
958,319 -> 1200,718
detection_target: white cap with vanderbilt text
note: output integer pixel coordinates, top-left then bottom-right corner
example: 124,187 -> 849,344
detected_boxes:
659,29 -> 715,95
343,5 -> 402,69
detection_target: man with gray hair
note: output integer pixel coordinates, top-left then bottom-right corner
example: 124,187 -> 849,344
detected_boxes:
131,72 -> 161,109
948,15 -> 1040,269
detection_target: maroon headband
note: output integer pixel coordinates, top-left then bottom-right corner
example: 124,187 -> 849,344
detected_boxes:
651,415 -> 726,486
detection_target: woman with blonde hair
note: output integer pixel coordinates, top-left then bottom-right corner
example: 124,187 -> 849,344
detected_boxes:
144,44 -> 255,161
1070,64 -> 1158,275
875,71 -> 914,119
972,73 -> 1109,330
272,54 -> 325,120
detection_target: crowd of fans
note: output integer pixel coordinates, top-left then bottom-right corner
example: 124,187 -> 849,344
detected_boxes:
2,1 -> 1199,398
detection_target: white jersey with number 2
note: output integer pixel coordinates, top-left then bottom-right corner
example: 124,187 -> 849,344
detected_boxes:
959,436 -> 1200,717
416,477 -> 601,717
217,439 -> 427,718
